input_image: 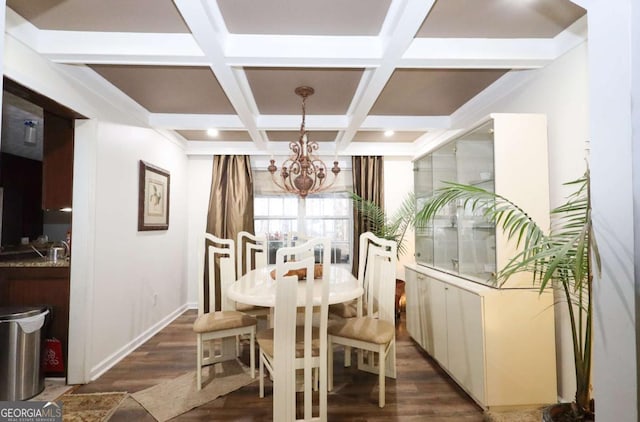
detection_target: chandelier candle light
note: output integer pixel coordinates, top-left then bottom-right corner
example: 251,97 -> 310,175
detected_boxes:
268,86 -> 341,198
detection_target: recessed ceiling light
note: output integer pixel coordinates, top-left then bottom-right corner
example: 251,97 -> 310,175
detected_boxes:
384,130 -> 394,137
207,128 -> 219,137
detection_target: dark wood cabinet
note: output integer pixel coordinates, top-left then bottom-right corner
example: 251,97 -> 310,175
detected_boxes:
42,111 -> 74,210
0,153 -> 43,246
0,266 -> 70,377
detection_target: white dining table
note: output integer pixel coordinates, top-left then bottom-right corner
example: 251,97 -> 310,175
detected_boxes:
227,265 -> 362,308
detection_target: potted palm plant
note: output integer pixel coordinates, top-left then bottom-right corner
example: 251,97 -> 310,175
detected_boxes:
350,192 -> 416,257
414,170 -> 598,421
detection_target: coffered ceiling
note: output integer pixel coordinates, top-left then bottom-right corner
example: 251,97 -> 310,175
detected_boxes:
4,0 -> 586,156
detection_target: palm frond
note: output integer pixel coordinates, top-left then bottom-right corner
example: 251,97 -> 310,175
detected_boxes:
416,182 -> 546,262
350,191 -> 416,257
350,192 -> 388,236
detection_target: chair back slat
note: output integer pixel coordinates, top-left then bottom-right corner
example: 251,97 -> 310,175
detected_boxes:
358,232 -> 397,322
237,231 -> 267,277
198,233 -> 236,314
273,237 -> 331,421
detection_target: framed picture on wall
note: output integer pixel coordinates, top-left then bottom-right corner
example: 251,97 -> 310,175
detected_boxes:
138,160 -> 170,231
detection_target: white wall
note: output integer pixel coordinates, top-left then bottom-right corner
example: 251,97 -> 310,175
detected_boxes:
383,157 -> 414,280
89,122 -> 189,376
186,156 -> 213,306
3,31 -> 190,382
583,1 -> 638,419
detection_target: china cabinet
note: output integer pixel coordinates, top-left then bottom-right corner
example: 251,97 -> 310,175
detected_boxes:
408,113 -> 556,408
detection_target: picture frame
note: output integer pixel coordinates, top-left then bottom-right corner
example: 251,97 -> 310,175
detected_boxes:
138,160 -> 170,231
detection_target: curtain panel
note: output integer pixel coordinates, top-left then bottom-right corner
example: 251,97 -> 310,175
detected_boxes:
351,156 -> 384,275
204,155 -> 254,311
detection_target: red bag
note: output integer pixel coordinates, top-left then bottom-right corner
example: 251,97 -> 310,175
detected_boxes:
43,338 -> 64,373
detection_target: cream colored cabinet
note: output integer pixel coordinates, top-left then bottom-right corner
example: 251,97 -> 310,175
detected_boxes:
445,284 -> 484,403
405,265 -> 557,409
405,269 -> 447,359
408,113 -> 555,408
404,269 -> 421,347
424,274 -> 447,364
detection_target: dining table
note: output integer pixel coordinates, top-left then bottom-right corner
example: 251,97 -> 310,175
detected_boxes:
227,264 -> 362,308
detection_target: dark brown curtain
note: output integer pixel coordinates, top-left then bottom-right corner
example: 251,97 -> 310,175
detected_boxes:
204,155 -> 254,311
351,156 -> 384,275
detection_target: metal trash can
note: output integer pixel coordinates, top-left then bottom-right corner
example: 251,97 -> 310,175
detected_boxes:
0,306 -> 50,401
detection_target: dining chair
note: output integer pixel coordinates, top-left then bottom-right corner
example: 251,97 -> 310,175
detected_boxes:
328,231 -> 375,320
193,233 -> 257,390
282,232 -> 314,262
257,237 -> 331,421
327,232 -> 397,407
236,231 -> 271,319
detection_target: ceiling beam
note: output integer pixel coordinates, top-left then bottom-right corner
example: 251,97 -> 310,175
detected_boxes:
173,0 -> 267,150
361,115 -> 450,131
38,32 -> 206,65
33,31 -> 563,70
147,112 -> 448,132
257,115 -> 348,130
336,0 -> 438,150
224,34 -> 381,68
400,38 -> 555,68
186,141 -> 263,156
148,113 -> 244,130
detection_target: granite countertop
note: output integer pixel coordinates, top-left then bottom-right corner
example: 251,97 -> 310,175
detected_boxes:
0,258 -> 70,268
0,243 -> 70,268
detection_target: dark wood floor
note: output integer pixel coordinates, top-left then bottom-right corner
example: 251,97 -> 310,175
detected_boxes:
74,310 -> 485,421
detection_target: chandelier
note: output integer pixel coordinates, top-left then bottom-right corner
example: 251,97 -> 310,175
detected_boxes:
267,86 -> 341,198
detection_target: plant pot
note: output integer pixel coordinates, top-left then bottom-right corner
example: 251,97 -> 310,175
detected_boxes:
542,403 -> 594,422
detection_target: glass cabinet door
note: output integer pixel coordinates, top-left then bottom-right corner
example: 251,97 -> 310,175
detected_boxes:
454,121 -> 496,282
431,142 -> 458,273
414,119 -> 497,284
414,155 -> 433,266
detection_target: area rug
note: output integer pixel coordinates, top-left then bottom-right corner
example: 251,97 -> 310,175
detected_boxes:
484,406 -> 543,422
131,359 -> 255,421
57,392 -> 128,422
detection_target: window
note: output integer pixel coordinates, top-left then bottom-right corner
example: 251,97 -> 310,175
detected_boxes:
253,168 -> 353,267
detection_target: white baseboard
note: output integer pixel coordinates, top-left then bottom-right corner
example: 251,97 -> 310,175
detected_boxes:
186,301 -> 198,309
89,304 -> 188,381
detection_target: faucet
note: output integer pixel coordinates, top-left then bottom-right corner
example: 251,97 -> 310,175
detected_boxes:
60,241 -> 70,258
30,244 -> 46,260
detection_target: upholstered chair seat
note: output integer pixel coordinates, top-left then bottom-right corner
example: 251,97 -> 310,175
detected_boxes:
193,311 -> 257,333
257,326 -> 321,358
327,317 -> 394,345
